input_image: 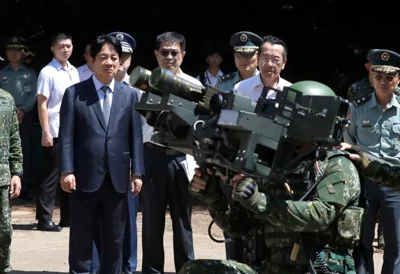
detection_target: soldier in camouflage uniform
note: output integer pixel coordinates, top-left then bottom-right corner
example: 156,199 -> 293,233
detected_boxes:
180,81 -> 363,274
0,88 -> 23,273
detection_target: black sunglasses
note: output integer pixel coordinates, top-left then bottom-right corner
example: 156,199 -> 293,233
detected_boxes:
159,49 -> 181,57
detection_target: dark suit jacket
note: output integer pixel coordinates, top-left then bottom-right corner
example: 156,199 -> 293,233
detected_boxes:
59,76 -> 144,193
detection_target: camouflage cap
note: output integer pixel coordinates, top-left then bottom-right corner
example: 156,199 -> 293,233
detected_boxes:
4,36 -> 26,49
370,49 -> 400,73
107,31 -> 136,53
230,31 -> 262,53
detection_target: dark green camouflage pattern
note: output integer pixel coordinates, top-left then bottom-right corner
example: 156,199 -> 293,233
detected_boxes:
0,186 -> 12,272
188,151 -> 361,273
179,259 -> 259,274
364,160 -> 400,190
0,88 -> 22,273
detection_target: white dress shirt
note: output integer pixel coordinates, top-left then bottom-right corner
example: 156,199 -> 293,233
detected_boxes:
233,74 -> 292,101
37,58 -> 80,138
77,63 -> 93,82
92,75 -> 115,109
196,69 -> 224,87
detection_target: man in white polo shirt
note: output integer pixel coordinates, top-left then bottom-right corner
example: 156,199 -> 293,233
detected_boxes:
36,32 -> 80,232
234,35 -> 291,100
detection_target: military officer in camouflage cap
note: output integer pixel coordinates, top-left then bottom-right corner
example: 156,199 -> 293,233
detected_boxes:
0,88 -> 23,273
216,31 -> 262,93
0,36 -> 37,201
344,49 -> 400,274
348,49 -> 400,103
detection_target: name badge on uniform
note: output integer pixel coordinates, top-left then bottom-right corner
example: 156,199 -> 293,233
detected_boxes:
361,120 -> 371,128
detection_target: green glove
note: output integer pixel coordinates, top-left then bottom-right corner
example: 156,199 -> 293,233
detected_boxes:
233,177 -> 267,212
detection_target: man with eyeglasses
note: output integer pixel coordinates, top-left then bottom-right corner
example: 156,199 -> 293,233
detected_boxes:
141,31 -> 200,274
344,49 -> 400,274
216,31 -> 262,92
233,35 -> 291,101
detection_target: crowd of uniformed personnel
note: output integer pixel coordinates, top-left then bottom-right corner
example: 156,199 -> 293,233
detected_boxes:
0,29 -> 399,274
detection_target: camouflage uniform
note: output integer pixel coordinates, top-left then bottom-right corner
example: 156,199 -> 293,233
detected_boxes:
363,160 -> 400,191
347,77 -> 400,102
180,151 -> 362,274
0,88 -> 23,273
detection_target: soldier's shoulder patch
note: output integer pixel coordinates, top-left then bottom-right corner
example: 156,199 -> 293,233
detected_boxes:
218,73 -> 236,83
352,93 -> 372,107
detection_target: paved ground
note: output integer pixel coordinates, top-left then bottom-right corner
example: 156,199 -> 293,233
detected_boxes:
9,200 -> 384,273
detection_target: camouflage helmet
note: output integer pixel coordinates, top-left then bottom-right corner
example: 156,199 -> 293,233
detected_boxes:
286,80 -> 335,102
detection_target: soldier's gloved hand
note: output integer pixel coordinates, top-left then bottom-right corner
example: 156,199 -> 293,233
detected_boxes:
232,174 -> 267,212
339,142 -> 370,170
189,168 -> 222,204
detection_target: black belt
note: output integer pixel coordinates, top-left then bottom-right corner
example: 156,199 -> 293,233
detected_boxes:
145,142 -> 184,156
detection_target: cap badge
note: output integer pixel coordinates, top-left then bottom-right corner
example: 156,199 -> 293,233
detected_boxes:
12,37 -> 18,43
239,33 -> 248,43
381,51 -> 390,61
116,33 -> 124,41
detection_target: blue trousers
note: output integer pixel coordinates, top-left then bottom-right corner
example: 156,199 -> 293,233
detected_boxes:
122,193 -> 139,273
90,193 -> 139,273
355,179 -> 400,274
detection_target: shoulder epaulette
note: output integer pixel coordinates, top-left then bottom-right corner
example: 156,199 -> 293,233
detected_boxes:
218,73 -> 236,83
352,93 -> 372,107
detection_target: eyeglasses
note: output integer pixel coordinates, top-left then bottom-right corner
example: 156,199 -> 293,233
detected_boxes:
374,73 -> 398,82
260,56 -> 282,64
159,49 -> 181,58
234,51 -> 256,59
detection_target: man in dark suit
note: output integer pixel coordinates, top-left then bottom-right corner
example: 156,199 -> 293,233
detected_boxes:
58,34 -> 144,274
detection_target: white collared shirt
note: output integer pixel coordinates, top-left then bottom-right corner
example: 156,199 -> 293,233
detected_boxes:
77,63 -> 93,82
37,58 -> 80,137
92,75 -> 115,110
233,74 -> 292,101
196,69 -> 224,87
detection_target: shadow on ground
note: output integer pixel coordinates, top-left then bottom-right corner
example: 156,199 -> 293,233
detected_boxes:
12,223 -> 37,230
